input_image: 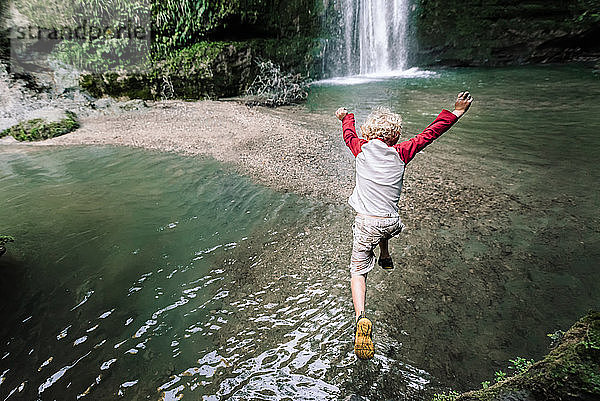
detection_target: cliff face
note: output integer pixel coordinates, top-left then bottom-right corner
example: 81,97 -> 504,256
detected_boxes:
1,0 -> 330,99
416,0 -> 600,66
3,0 -> 599,99
81,0 -> 331,99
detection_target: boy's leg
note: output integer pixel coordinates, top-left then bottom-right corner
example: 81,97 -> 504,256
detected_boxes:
352,272 -> 374,360
377,237 -> 395,269
379,238 -> 390,259
351,273 -> 367,320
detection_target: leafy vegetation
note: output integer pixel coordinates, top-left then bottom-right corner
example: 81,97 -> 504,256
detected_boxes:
54,0 -> 325,99
0,235 -> 14,246
152,0 -> 238,58
1,111 -> 79,141
547,329 -> 565,347
432,391 -> 459,401
14,0 -> 150,72
572,0 -> 600,24
53,38 -> 149,73
508,357 -> 535,374
433,356 -> 535,400
151,0 -> 321,58
493,370 -> 507,383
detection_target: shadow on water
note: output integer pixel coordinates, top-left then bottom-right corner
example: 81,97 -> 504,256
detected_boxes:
0,255 -> 30,319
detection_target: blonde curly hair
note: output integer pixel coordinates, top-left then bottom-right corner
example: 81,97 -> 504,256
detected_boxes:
360,107 -> 403,142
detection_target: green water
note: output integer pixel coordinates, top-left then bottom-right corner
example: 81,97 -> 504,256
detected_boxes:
1,65 -> 599,400
0,146 -> 334,400
313,66 -> 600,188
308,64 -> 600,392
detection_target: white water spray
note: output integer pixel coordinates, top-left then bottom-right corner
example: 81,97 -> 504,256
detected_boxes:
338,0 -> 411,76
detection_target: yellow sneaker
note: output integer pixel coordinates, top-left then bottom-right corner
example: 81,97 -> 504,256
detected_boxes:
354,313 -> 374,360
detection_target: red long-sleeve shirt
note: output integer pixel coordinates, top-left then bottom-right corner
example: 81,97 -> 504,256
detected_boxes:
342,109 -> 458,162
342,110 -> 459,216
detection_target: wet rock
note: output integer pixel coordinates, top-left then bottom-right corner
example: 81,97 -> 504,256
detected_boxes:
416,2 -> 600,66
0,63 -> 94,129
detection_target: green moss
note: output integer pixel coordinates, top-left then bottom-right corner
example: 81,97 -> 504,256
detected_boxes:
1,111 -> 79,141
433,390 -> 460,401
158,42 -> 227,76
80,72 -> 154,100
80,36 -> 321,100
46,0 -> 326,100
0,235 -> 14,246
455,312 -> 600,401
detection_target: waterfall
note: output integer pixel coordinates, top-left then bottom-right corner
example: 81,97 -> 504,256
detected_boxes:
329,0 -> 411,77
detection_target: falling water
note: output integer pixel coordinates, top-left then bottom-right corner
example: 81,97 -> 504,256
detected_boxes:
339,0 -> 411,76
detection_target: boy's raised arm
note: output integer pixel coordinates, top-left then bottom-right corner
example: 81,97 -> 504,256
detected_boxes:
394,91 -> 473,164
337,107 -> 367,157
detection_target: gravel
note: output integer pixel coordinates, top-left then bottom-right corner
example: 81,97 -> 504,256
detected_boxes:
33,100 -> 357,202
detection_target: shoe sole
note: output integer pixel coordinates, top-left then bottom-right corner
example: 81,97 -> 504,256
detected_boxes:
354,318 -> 374,360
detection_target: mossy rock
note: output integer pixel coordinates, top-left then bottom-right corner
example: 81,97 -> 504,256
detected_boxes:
456,311 -> 600,401
155,41 -> 247,99
80,37 -> 321,100
0,236 -> 14,246
80,72 -> 154,100
0,111 -> 79,141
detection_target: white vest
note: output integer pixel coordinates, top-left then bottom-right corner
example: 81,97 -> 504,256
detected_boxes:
348,139 -> 405,217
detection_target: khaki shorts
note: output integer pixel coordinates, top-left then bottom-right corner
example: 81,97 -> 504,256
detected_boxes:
349,214 -> 405,276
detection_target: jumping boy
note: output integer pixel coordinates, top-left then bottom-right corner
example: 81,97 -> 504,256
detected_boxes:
336,91 -> 473,360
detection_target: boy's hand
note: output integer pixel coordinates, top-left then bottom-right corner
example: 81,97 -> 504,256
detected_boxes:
453,91 -> 473,118
336,107 -> 348,121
